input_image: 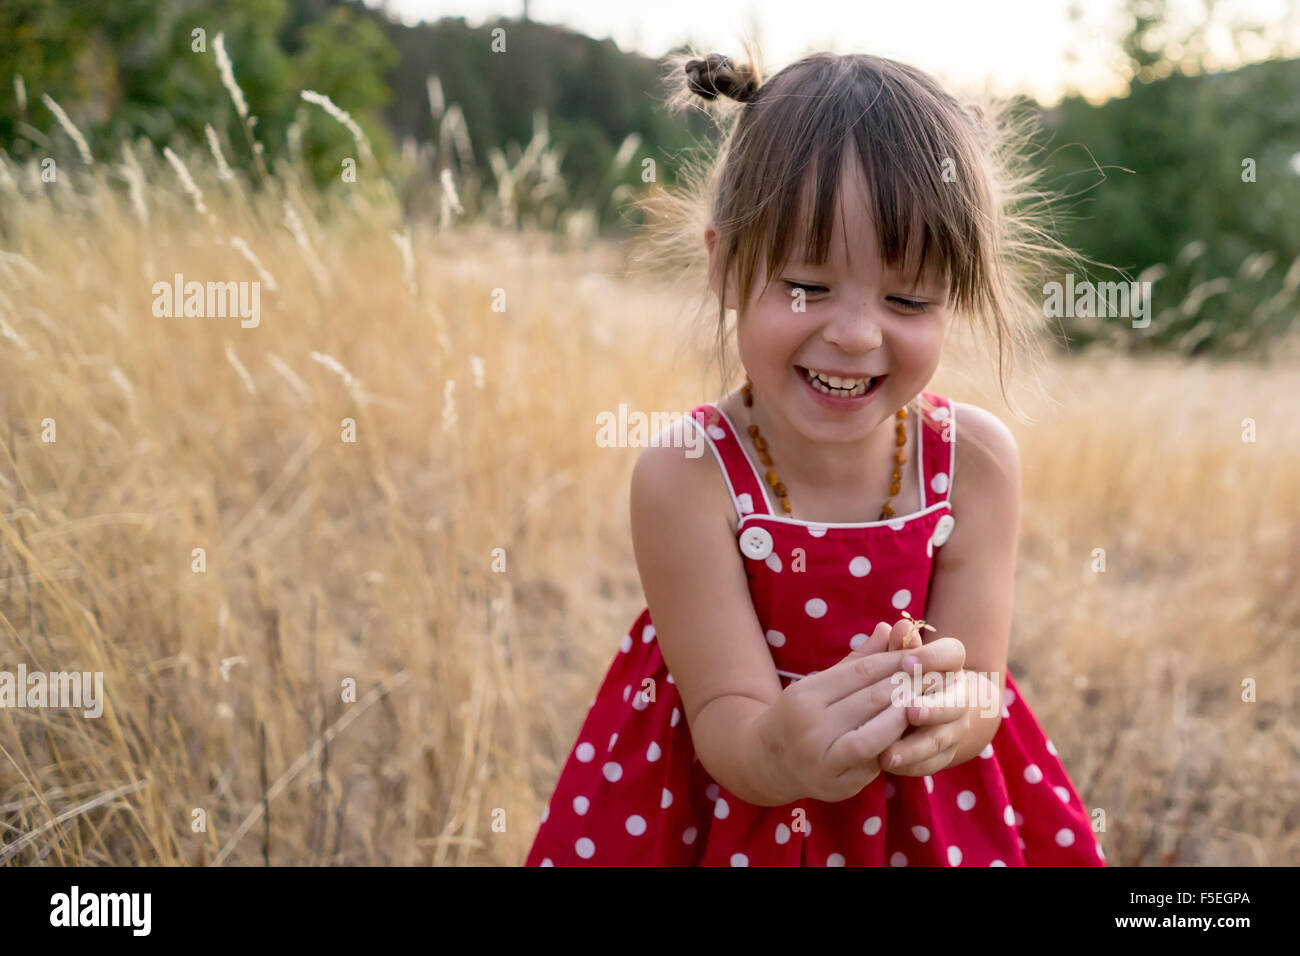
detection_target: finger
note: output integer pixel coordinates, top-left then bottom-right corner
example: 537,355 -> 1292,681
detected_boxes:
887,747 -> 960,779
881,720 -> 962,771
824,669 -> 914,741
902,635 -> 966,674
906,672 -> 976,726
887,618 -> 913,653
824,687 -> 912,777
817,647 -> 924,706
906,697 -> 966,728
843,620 -> 893,660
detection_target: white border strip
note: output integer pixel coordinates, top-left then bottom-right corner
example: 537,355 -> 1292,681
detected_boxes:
710,403 -> 776,515
684,412 -> 747,523
739,499 -> 951,530
948,400 -> 957,502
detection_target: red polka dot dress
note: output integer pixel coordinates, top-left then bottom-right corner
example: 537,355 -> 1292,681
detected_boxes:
526,391 -> 1105,866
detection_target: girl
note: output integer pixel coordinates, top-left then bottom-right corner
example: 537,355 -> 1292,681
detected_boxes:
526,47 -> 1105,866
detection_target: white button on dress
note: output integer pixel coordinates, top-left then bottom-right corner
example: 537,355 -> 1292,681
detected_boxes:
738,526 -> 774,560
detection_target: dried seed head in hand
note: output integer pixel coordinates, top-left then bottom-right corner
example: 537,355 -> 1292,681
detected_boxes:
900,610 -> 936,650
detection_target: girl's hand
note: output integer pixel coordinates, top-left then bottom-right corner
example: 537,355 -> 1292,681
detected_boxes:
759,620 -> 965,803
880,667 -> 975,777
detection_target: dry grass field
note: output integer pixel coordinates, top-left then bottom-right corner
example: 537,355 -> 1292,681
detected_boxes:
1,137 -> 1298,865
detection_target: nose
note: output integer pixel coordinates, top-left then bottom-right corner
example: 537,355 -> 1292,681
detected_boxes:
821,301 -> 884,353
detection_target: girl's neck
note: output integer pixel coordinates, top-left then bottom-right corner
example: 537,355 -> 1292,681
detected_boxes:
718,386 -> 919,522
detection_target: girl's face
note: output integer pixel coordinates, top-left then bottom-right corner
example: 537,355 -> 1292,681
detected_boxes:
709,158 -> 949,446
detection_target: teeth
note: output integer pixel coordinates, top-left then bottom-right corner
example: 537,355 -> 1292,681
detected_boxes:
802,367 -> 877,397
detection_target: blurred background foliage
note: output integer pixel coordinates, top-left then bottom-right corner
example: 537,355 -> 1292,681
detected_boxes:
1,0 -> 1296,355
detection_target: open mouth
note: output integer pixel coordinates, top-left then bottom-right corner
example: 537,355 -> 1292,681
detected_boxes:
796,366 -> 884,398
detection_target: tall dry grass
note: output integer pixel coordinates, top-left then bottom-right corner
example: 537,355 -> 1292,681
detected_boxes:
2,87 -> 1299,868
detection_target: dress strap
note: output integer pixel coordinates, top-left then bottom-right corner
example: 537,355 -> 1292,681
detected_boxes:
917,391 -> 956,508
686,403 -> 772,520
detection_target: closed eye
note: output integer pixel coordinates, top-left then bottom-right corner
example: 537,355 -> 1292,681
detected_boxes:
783,281 -> 827,296
782,282 -> 930,312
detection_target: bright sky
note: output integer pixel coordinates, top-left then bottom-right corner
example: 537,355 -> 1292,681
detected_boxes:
366,0 -> 1300,105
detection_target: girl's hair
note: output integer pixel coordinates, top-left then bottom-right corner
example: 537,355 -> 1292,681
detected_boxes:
631,40 -> 1089,430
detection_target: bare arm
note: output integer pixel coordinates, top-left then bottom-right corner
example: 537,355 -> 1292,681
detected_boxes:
629,437 -> 798,807
877,401 -> 1021,773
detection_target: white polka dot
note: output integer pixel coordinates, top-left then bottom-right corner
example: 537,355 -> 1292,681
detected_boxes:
708,425 -> 726,440
731,853 -> 748,866
705,783 -> 720,801
885,781 -> 897,799
979,743 -> 994,759
765,553 -> 783,572
670,707 -> 680,727
622,685 -> 630,702
890,851 -> 908,866
766,629 -> 786,647
805,598 -> 828,618
807,524 -> 828,537
775,823 -> 791,844
1003,805 -> 1016,826
863,816 -> 882,836
1018,836 -> 1026,850
626,814 -> 647,836
661,788 -> 673,809
912,825 -> 930,842
1055,828 -> 1076,847
827,853 -> 846,866
575,837 -> 595,859
736,493 -> 754,514
1003,686 -> 1016,708
647,741 -> 662,762
1054,786 -> 1071,803
541,805 -> 549,823
1098,844 -> 1105,860
540,858 -> 554,866
887,517 -> 906,531
926,540 -> 933,558
608,733 -> 618,751
957,790 -> 976,811
947,845 -> 962,866
924,775 -> 934,793
1046,739 -> 1058,756
1014,810 -> 1025,827
989,859 -> 1006,866
850,632 -> 869,649
620,634 -> 632,653
714,797 -> 730,819
1001,706 -> 1010,719
603,762 -> 622,782
666,674 -> 674,684
930,513 -> 955,547
642,624 -> 656,643
682,827 -> 698,845
576,742 -> 595,762
849,556 -> 872,577
573,794 -> 589,815
1024,764 -> 1043,784
931,472 -> 949,494
891,589 -> 911,610
632,688 -> 649,710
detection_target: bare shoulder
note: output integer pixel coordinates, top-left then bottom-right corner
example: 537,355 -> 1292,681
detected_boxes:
950,400 -> 1021,516
629,429 -> 735,536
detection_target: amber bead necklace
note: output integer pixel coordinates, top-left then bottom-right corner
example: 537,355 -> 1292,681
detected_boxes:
740,377 -> 910,519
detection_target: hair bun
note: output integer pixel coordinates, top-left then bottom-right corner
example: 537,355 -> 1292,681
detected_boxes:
685,54 -> 758,103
